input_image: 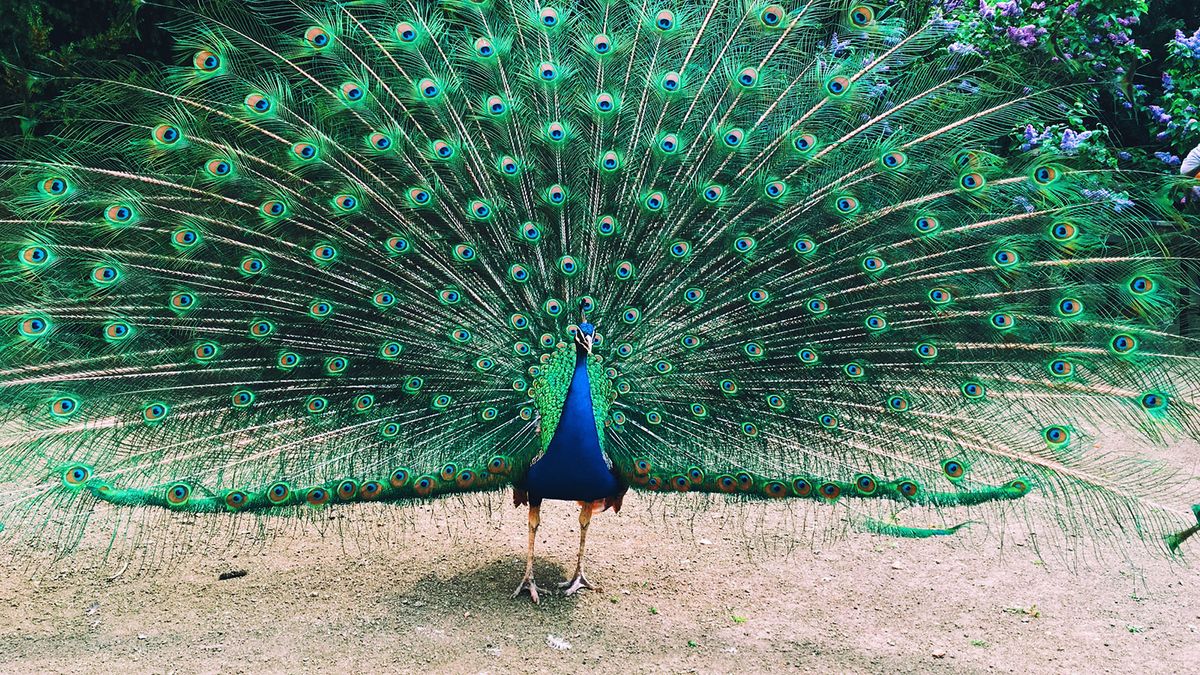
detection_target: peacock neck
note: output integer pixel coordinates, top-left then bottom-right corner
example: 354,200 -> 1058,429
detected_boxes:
522,342 -> 618,501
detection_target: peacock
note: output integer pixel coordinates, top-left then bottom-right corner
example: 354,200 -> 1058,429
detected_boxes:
1,0 -> 1198,604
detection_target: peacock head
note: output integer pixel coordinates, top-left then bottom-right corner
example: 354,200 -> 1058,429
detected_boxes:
575,321 -> 595,355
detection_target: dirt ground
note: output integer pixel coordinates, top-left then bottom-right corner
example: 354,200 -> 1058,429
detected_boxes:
1,442 -> 1198,674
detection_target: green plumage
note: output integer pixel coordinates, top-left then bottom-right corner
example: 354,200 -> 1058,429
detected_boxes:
0,0 -> 1197,563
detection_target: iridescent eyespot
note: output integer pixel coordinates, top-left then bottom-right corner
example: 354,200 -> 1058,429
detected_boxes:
896,480 -> 919,498
793,133 -> 817,153
353,394 -> 375,412
701,184 -> 724,203
914,216 -> 940,234
468,199 -> 493,219
724,234 -> 753,249
760,4 -> 784,26
915,342 -> 938,359
798,348 -> 819,363
171,291 -> 197,312
690,403 -> 707,417
417,78 -> 440,98
325,356 -> 349,375
993,249 -> 1018,267
226,491 -> 250,511
807,298 -> 828,314
849,5 -> 875,26
929,288 -> 951,304
614,260 -> 635,280
305,26 -> 330,49
396,22 -> 418,43
645,191 -> 666,212
592,34 -> 611,54
881,151 -> 907,169
19,315 -> 49,338
990,312 -> 1014,329
596,215 -> 618,235
1128,276 -> 1154,295
370,132 -> 394,151
292,142 -> 318,161
205,159 -> 233,177
669,240 -> 691,258
793,237 -> 816,254
306,487 -> 330,505
835,195 -> 859,214
474,37 -> 496,58
306,396 -> 328,413
248,319 -> 275,338
886,395 -> 909,411
50,396 -> 78,418
408,187 -> 432,205
193,341 -> 219,361
244,93 -> 272,114
261,200 -> 287,218
961,381 -> 985,399
232,389 -> 255,408
240,256 -> 265,275
653,9 -> 675,31
819,483 -> 841,500
451,328 -> 472,343
1032,164 -> 1060,185
747,289 -> 769,305
594,92 -> 616,114
537,61 -> 558,81
166,483 -> 191,506
658,133 -> 680,154
381,423 -> 402,440
721,128 -> 745,148
1140,392 -> 1167,411
843,362 -> 864,378
766,394 -> 785,410
622,307 -> 640,323
277,351 -> 300,369
1049,222 -> 1078,242
599,151 -> 620,172
1110,333 -> 1137,354
334,194 -> 358,211
942,459 -> 965,479
104,321 -> 132,341
267,482 -> 292,504
172,228 -> 200,248
309,300 -> 333,318
311,243 -> 338,262
486,95 -> 507,116
959,172 -> 985,190
1043,426 -> 1069,447
539,7 -> 559,27
855,474 -> 877,495
861,255 -> 886,273
546,184 -> 567,204
681,334 -> 700,349
545,121 -> 567,142
193,50 -> 221,72
63,464 -> 91,487
91,265 -> 121,286
716,475 -> 736,492
659,71 -> 681,93
1048,359 -> 1073,377
340,82 -> 365,102
736,67 -> 758,87
105,204 -> 134,224
153,124 -> 181,145
143,402 -> 169,423
764,181 -> 786,199
720,379 -> 739,395
646,411 -> 663,425
825,76 -> 850,96
683,287 -> 704,304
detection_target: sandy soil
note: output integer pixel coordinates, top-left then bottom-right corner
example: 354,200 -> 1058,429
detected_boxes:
1,446 -> 1198,674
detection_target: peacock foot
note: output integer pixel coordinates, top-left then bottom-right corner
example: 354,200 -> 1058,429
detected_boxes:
557,572 -> 596,596
513,576 -> 540,604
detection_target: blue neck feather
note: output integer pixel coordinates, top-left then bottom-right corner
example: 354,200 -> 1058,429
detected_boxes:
523,345 -> 618,502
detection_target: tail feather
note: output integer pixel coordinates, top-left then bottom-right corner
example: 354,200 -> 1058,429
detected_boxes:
0,0 -> 1196,562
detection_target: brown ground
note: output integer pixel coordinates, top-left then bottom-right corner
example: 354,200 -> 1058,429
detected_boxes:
1,440 -> 1198,674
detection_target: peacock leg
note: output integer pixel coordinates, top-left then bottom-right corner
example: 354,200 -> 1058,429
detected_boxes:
559,501 -> 597,596
513,504 -> 541,603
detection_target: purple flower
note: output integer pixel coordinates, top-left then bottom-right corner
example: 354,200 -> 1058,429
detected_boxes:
978,0 -> 996,21
1174,28 -> 1200,59
1118,151 -> 1132,160
1148,105 -> 1172,125
1006,25 -> 1045,48
1059,129 -> 1092,155
1154,152 -> 1181,166
948,41 -> 978,55
1064,2 -> 1079,16
996,0 -> 1022,18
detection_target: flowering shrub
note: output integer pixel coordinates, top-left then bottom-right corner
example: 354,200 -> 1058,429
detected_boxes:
898,0 -> 1199,175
